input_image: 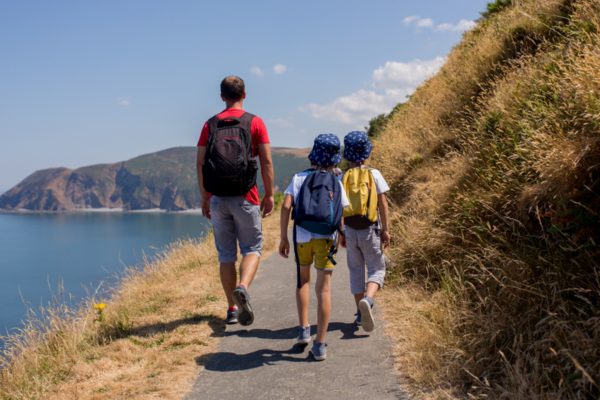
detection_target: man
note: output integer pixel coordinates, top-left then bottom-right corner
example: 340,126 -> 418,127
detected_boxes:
196,75 -> 275,326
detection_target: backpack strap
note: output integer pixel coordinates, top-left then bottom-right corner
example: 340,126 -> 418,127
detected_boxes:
207,112 -> 254,138
293,219 -> 301,289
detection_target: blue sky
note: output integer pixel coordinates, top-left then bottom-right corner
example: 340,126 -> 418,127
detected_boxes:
0,0 -> 490,190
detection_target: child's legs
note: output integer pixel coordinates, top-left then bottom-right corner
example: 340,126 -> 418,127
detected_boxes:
365,281 -> 380,299
315,269 -> 333,343
363,226 -> 386,299
296,265 -> 311,327
312,239 -> 335,343
346,227 -> 367,307
295,241 -> 315,327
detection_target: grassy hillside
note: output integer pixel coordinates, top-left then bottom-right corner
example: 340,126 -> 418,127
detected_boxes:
373,0 -> 599,398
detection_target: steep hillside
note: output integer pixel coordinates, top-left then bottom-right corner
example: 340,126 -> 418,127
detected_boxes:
0,147 -> 309,211
372,0 -> 599,398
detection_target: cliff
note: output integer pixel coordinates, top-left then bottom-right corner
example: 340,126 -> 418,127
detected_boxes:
0,146 -> 309,211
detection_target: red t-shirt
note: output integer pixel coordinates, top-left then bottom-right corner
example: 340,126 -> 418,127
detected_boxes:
197,108 -> 270,205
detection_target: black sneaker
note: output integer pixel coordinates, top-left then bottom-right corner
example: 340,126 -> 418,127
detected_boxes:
354,311 -> 362,326
226,307 -> 238,324
232,286 -> 254,326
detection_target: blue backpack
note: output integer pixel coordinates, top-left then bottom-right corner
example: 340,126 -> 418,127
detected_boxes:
292,169 -> 343,288
293,169 -> 343,235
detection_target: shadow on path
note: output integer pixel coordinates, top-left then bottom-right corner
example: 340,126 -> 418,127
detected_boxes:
196,344 -> 311,371
110,313 -> 224,339
216,321 -> 369,340
196,321 -> 370,372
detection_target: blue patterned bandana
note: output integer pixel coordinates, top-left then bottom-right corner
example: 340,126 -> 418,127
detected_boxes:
308,133 -> 342,167
343,131 -> 372,163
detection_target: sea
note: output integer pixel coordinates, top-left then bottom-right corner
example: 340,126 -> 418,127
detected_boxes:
0,211 -> 210,345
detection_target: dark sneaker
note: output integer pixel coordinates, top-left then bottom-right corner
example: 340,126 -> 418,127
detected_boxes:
296,326 -> 311,344
232,285 -> 254,326
226,307 -> 238,324
359,297 -> 375,332
354,311 -> 362,326
309,341 -> 327,361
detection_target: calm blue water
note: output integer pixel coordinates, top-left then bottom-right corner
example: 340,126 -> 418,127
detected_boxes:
0,212 -> 210,341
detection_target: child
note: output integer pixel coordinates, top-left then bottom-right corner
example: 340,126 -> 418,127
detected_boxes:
279,134 -> 349,361
341,131 -> 390,332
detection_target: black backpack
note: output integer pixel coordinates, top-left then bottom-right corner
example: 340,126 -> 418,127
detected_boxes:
202,112 -> 258,196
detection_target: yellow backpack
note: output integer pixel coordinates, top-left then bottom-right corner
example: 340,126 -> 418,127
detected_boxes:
342,167 -> 378,229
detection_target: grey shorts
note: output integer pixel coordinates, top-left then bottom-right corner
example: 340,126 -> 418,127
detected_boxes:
345,225 -> 386,294
210,196 -> 263,263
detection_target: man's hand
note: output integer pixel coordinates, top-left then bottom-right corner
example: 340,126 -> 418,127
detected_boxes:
201,199 -> 211,219
381,230 -> 391,249
279,237 -> 290,258
261,195 -> 274,218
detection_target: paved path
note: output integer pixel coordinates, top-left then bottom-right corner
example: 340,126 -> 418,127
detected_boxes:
186,247 -> 404,400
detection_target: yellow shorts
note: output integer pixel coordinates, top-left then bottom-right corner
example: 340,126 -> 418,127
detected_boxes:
296,239 -> 336,270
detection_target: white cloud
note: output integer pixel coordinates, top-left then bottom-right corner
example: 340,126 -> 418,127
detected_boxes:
416,18 -> 434,28
403,15 -> 476,33
302,90 -> 388,126
402,15 -> 419,25
436,19 -> 476,32
373,57 -> 446,88
250,66 -> 264,77
273,64 -> 287,74
402,15 -> 433,28
116,98 -> 130,107
301,57 -> 445,127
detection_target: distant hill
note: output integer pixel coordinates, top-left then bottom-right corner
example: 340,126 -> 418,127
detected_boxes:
0,147 -> 309,211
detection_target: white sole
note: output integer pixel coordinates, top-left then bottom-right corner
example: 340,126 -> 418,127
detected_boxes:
359,299 -> 375,332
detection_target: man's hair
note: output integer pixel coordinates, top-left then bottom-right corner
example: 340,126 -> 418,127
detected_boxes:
220,75 -> 245,101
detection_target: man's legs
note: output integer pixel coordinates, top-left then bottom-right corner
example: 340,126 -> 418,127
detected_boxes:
210,196 -> 239,309
219,255 -> 258,316
220,262 -> 237,307
234,198 -> 263,290
238,253 -> 260,289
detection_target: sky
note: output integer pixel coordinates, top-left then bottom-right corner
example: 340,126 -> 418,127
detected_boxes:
0,0 -> 490,191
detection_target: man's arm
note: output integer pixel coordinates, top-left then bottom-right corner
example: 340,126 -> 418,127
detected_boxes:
279,194 -> 293,258
196,146 -> 211,219
378,193 -> 390,248
257,143 -> 275,217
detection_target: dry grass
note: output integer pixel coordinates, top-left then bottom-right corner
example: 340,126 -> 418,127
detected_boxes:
380,286 -> 464,400
373,0 -> 600,398
0,210 -> 281,400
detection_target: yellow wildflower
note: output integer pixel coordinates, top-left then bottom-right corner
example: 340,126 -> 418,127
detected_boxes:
93,303 -> 106,322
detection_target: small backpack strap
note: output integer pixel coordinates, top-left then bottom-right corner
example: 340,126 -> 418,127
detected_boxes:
206,115 -> 220,149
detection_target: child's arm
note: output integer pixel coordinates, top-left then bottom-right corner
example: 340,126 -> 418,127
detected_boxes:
279,194 -> 294,258
378,193 -> 391,248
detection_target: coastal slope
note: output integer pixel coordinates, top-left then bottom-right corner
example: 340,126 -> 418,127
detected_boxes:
0,147 -> 309,211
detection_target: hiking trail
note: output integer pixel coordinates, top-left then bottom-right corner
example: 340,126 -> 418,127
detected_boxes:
185,248 -> 405,399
